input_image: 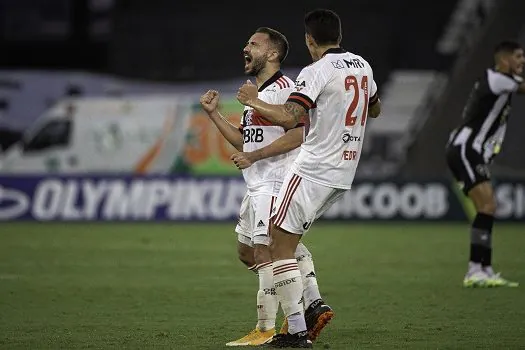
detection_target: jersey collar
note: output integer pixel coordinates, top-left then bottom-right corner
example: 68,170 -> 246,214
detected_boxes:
258,70 -> 284,92
490,67 -> 524,83
322,47 -> 346,57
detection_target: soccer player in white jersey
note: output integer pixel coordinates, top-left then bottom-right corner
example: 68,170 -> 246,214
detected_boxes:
237,10 -> 382,348
200,27 -> 333,347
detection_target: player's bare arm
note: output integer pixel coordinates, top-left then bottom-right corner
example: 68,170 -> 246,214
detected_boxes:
368,98 -> 381,118
237,81 -> 305,129
517,82 -> 525,94
200,90 -> 243,151
231,127 -> 303,169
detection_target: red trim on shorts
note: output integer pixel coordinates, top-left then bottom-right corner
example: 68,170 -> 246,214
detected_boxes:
267,196 -> 275,236
273,174 -> 302,227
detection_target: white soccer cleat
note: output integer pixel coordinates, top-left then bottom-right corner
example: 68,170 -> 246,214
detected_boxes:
463,270 -> 490,288
485,272 -> 519,288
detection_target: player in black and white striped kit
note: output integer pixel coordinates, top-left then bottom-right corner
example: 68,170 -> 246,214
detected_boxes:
446,41 -> 525,288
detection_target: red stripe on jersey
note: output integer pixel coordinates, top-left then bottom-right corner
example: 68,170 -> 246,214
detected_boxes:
275,79 -> 283,89
287,95 -> 314,110
277,77 -> 289,88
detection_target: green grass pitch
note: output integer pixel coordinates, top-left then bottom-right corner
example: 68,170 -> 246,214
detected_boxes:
1,222 -> 524,349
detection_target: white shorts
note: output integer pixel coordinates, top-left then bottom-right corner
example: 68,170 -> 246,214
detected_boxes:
271,172 -> 346,235
235,194 -> 276,247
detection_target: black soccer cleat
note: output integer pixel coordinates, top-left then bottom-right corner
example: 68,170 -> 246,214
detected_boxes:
305,299 -> 334,341
264,332 -> 313,348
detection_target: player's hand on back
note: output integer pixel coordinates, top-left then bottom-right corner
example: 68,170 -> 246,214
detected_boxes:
231,151 -> 256,169
237,80 -> 258,106
200,90 -> 220,114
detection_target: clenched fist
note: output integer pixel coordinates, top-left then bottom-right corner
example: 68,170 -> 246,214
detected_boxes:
237,80 -> 258,106
231,151 -> 257,169
200,90 -> 220,114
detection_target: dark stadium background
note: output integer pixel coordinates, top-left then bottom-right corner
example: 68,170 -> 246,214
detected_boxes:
1,1 -> 524,349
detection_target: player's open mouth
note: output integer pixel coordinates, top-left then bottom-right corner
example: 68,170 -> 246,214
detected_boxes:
244,54 -> 252,64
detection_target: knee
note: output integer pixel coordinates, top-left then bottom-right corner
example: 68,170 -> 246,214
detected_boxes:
469,182 -> 497,215
269,228 -> 279,259
253,244 -> 272,264
238,244 -> 255,268
477,197 -> 497,215
269,224 -> 297,260
294,242 -> 311,260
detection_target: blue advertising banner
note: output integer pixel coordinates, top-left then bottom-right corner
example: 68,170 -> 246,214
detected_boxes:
0,175 -> 523,222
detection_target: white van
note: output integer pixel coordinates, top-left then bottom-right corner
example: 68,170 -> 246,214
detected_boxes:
0,96 -> 191,174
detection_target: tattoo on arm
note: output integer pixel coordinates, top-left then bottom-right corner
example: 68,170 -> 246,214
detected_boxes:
284,102 -> 307,125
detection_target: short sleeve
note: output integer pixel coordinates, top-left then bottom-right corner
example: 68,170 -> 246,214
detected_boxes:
276,85 -> 306,129
488,69 -> 519,94
272,85 -> 294,105
369,79 -> 379,105
287,65 -> 326,111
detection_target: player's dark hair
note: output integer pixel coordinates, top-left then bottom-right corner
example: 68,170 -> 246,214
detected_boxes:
255,27 -> 289,63
304,9 -> 342,46
494,40 -> 522,56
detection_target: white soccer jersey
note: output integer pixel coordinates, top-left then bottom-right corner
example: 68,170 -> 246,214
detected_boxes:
239,71 -> 303,195
287,48 -> 378,189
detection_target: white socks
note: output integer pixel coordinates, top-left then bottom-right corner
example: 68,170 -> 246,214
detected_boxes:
295,243 -> 322,310
273,259 -> 306,334
256,262 -> 278,331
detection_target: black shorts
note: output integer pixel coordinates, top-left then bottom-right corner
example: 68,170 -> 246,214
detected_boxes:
445,144 -> 491,195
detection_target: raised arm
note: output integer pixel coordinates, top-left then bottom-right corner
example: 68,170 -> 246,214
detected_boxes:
200,90 -> 243,152
237,81 -> 304,130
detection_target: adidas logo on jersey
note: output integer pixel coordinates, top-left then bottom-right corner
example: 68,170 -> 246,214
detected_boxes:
257,220 -> 265,228
305,271 -> 316,278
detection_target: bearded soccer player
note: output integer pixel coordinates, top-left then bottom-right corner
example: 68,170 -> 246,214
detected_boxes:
446,41 -> 524,288
200,27 -> 333,346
